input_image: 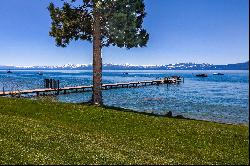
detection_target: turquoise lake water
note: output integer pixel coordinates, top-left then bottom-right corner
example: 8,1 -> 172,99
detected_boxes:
0,70 -> 249,124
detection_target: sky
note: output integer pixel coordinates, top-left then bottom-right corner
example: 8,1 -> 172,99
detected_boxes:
0,0 -> 249,66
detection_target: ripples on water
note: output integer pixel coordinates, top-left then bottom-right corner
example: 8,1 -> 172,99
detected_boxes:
0,70 -> 249,124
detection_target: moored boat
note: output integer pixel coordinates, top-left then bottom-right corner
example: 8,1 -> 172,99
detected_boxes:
196,74 -> 208,77
37,71 -> 43,76
7,69 -> 12,73
213,73 -> 224,75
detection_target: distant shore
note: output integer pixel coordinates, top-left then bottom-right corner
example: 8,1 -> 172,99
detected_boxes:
0,61 -> 248,70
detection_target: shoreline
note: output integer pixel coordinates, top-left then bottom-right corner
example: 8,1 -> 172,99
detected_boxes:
2,95 -> 249,126
1,95 -> 249,126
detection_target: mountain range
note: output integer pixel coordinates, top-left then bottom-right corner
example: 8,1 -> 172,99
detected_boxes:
0,61 -> 248,70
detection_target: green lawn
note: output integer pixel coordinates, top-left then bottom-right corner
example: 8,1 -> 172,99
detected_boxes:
0,97 -> 248,165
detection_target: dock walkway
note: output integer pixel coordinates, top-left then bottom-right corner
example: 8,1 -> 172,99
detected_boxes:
0,77 -> 183,97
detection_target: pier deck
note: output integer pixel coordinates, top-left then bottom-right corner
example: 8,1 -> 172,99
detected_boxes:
0,77 -> 184,97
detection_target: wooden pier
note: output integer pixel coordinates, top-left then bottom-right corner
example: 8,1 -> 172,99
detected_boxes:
0,76 -> 184,97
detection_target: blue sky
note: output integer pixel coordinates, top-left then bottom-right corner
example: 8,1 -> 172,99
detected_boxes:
0,0 -> 249,66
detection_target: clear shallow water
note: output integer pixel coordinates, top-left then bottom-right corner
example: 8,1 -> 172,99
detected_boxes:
0,70 -> 249,124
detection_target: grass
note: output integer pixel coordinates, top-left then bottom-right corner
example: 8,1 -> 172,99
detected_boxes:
0,97 -> 249,165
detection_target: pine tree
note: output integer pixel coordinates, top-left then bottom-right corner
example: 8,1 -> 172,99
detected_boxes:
48,0 -> 149,105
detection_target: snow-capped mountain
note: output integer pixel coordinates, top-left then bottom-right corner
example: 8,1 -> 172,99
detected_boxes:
0,62 -> 248,70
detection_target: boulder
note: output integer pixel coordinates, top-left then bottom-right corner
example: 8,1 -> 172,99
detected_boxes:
165,111 -> 173,117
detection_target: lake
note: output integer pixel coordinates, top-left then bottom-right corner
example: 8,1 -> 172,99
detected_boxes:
0,70 -> 249,124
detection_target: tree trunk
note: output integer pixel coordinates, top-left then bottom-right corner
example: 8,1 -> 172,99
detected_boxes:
92,7 -> 103,105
